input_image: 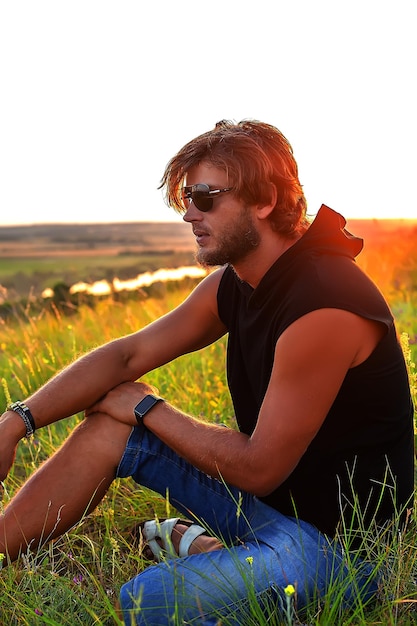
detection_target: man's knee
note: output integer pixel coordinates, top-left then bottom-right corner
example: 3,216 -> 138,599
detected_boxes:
72,411 -> 132,463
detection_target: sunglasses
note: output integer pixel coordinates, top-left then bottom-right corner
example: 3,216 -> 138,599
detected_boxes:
181,184 -> 233,213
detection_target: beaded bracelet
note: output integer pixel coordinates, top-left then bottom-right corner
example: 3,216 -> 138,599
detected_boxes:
7,401 -> 36,438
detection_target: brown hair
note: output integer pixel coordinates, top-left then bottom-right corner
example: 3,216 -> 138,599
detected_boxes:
160,119 -> 309,237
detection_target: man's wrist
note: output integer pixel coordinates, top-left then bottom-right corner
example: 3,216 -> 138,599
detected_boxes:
1,408 -> 29,441
6,401 -> 36,438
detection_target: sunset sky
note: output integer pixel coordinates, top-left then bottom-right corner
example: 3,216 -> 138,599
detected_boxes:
1,0 -> 416,226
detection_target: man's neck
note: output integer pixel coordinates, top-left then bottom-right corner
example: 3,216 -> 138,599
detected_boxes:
232,231 -> 300,288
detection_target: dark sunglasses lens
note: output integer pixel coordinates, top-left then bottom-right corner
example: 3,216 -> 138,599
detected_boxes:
183,184 -> 215,212
192,192 -> 213,212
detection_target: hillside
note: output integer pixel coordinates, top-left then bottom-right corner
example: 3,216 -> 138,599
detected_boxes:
0,221 -> 195,257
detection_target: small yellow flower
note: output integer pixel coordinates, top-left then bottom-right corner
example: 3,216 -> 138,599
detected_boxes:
284,584 -> 295,596
0,552 -> 5,561
110,537 -> 120,552
245,556 -> 254,566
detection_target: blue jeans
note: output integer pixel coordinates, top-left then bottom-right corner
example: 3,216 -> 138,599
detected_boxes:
116,425 -> 378,625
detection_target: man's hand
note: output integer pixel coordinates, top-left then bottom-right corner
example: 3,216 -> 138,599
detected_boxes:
86,381 -> 158,425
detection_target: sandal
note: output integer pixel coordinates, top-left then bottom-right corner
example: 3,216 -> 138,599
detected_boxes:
140,517 -> 208,562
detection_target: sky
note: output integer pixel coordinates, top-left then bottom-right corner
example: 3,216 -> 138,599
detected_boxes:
0,0 -> 416,226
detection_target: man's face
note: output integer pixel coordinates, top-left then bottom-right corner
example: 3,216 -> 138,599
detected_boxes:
183,162 -> 260,267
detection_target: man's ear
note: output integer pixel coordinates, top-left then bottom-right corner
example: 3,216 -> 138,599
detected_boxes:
255,183 -> 277,220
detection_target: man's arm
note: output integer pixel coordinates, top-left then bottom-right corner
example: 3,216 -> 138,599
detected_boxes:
0,269 -> 227,479
93,308 -> 384,495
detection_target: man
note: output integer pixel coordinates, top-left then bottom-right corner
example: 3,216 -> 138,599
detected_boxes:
0,120 -> 414,624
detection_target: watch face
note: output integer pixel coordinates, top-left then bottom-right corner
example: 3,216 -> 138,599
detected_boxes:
134,395 -> 161,418
139,396 -> 158,415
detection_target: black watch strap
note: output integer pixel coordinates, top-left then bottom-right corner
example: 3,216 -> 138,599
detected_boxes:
134,394 -> 163,424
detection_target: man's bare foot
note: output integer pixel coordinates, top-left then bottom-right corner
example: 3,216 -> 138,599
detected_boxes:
169,522 -> 224,555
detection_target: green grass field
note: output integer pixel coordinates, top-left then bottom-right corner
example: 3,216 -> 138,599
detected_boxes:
0,240 -> 416,623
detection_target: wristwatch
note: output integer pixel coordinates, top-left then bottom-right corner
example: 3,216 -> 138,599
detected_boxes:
134,394 -> 163,424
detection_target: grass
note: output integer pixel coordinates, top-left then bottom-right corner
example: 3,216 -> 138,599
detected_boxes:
0,276 -> 416,624
0,252 -> 195,279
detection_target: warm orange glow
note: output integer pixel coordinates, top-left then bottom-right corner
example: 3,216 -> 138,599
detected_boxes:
347,219 -> 417,297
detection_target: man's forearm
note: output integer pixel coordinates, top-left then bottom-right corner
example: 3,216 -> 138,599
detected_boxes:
142,401 -> 260,493
9,340 -> 136,430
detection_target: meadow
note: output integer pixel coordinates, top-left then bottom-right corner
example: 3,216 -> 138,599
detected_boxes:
0,219 -> 416,624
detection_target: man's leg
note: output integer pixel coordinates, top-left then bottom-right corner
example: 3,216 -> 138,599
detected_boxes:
121,540 -> 285,626
0,412 -> 131,563
120,511 -> 379,626
117,428 -> 379,625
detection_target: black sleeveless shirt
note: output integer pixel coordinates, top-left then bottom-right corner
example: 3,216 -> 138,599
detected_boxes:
217,205 -> 414,536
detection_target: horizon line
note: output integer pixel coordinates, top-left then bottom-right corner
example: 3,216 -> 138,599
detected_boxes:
1,216 -> 417,228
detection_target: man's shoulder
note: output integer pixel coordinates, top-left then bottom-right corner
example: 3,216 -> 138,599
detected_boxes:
192,267 -> 229,303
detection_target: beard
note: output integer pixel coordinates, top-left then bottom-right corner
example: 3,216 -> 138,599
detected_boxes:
196,207 -> 261,267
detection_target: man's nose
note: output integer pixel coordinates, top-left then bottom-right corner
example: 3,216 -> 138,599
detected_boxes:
182,202 -> 202,223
